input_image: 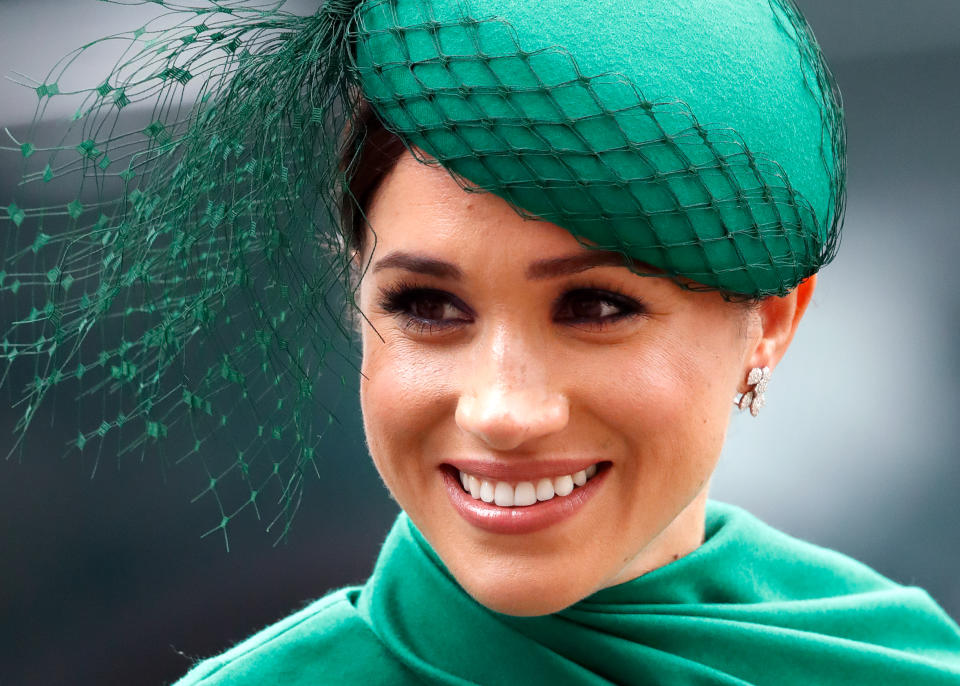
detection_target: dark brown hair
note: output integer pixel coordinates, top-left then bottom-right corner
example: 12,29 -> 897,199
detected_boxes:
340,101 -> 408,255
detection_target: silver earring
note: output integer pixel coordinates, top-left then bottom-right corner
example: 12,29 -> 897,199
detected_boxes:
737,366 -> 771,417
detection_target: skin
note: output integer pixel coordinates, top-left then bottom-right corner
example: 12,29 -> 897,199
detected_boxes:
357,152 -> 815,616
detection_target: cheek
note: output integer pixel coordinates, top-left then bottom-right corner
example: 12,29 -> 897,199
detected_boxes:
359,334 -> 453,485
586,327 -> 742,476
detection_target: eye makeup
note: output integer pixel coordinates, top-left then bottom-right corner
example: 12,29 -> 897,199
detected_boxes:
376,277 -> 647,336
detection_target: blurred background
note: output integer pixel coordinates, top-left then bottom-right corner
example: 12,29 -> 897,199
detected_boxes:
1,1 -> 958,683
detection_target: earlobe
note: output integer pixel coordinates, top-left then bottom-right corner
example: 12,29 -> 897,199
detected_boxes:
749,274 -> 817,371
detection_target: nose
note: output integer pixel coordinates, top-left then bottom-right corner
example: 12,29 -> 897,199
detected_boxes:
455,325 -> 570,451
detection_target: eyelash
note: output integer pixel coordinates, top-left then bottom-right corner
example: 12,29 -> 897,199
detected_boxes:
377,279 -> 646,335
377,280 -> 473,335
554,281 -> 646,329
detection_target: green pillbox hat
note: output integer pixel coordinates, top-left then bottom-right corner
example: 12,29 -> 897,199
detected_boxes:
352,0 -> 845,296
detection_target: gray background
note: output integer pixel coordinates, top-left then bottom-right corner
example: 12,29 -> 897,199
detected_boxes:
1,1 -> 958,684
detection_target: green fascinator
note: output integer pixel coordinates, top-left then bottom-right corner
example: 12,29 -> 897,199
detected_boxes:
354,0 -> 845,295
1,0 -> 843,540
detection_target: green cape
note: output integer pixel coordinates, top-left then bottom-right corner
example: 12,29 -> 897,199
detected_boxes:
176,502 -> 960,684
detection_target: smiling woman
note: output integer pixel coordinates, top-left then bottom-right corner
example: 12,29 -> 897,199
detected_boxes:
2,0 -> 960,683
356,152 -> 811,617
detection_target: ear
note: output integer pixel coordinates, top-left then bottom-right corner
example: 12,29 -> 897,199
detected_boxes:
747,274 -> 817,372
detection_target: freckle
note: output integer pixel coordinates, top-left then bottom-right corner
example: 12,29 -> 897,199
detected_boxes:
673,553 -> 680,561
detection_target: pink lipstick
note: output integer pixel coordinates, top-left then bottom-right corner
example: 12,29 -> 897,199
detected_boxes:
441,462 -> 609,534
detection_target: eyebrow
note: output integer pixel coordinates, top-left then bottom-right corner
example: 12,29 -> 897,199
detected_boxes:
525,251 -> 645,280
372,252 -> 463,279
372,249 -> 651,281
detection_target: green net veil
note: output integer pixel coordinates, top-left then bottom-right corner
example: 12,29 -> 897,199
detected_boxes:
1,0 -> 844,543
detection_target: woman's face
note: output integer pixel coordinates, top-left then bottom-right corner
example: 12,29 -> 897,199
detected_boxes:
357,153 -> 763,616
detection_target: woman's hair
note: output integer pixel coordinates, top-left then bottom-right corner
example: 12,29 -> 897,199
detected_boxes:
341,101 -> 408,257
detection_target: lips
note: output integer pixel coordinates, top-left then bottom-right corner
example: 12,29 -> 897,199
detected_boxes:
457,464 -> 599,507
441,462 -> 609,534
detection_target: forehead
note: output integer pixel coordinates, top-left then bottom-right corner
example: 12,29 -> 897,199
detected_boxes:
363,152 -> 596,265
358,152 -> 747,319
359,153 -> 751,327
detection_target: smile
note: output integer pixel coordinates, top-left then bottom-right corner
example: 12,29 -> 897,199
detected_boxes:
458,465 -> 599,507
441,462 -> 609,534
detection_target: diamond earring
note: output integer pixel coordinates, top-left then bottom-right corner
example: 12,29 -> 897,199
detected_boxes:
737,366 -> 771,417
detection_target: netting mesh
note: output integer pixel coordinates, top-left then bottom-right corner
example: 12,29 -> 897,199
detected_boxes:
2,0 -> 365,546
1,0 -> 844,542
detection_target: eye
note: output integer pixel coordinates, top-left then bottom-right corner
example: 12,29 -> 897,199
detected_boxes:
378,284 -> 472,333
554,288 -> 643,327
405,291 -> 461,322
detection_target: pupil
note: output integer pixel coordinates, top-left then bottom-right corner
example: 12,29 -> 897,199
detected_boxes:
413,294 -> 446,320
571,294 -> 605,319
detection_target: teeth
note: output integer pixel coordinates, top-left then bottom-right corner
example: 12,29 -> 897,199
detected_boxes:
553,474 -> 574,497
514,482 -> 537,507
480,480 -> 495,503
458,465 -> 601,507
536,478 -> 555,501
494,481 -> 514,507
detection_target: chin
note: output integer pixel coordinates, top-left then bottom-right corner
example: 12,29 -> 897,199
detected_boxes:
450,556 -> 596,617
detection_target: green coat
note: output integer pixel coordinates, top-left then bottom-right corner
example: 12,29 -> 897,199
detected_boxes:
176,502 -> 960,684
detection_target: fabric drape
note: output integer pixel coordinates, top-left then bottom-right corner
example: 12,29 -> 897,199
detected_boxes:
177,502 -> 960,684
